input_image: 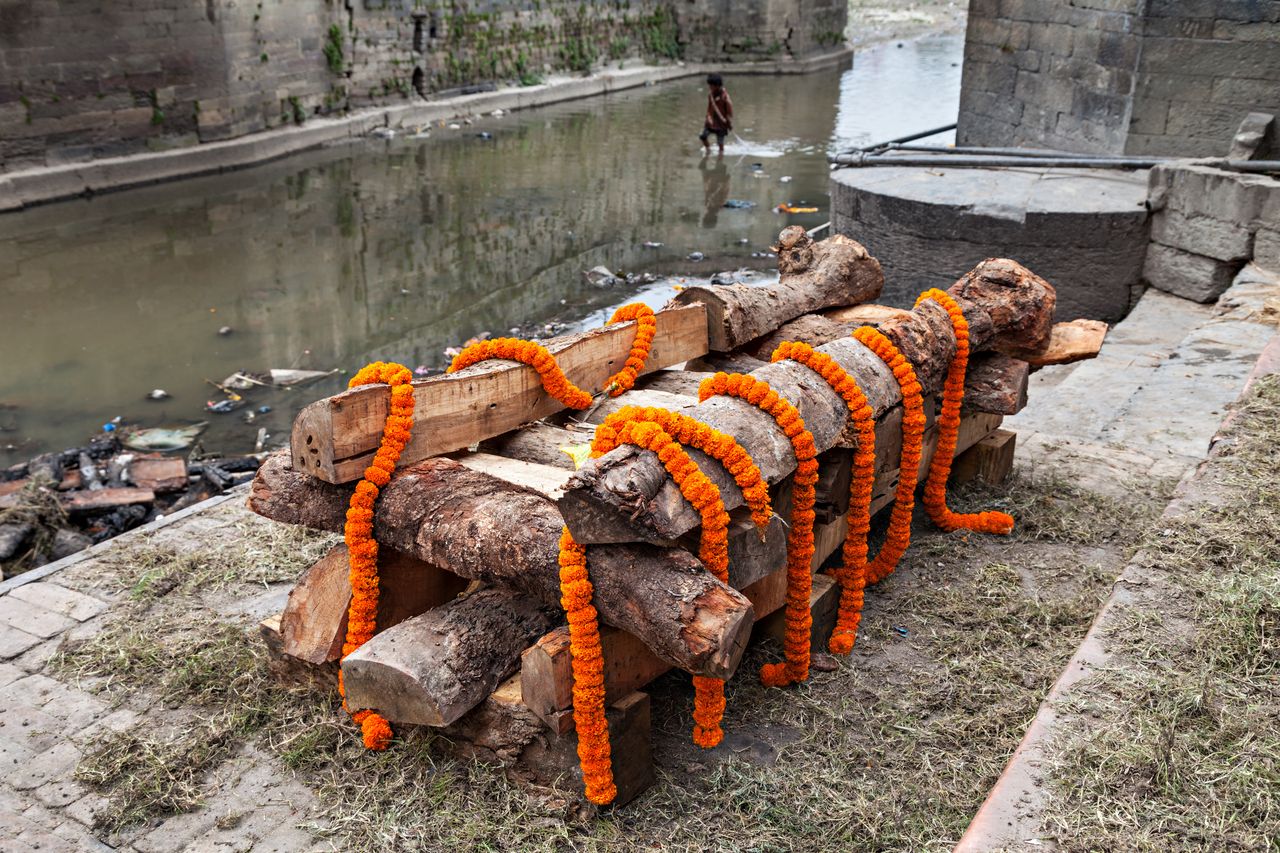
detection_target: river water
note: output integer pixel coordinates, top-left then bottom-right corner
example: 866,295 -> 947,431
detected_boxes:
0,34 -> 961,463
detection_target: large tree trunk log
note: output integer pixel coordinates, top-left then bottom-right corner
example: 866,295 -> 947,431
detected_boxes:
341,587 -> 559,727
248,453 -> 754,679
560,259 -> 1054,545
672,228 -> 884,351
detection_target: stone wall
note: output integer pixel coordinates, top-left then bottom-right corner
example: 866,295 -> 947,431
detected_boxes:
1144,162 -> 1280,301
0,0 -> 846,174
957,0 -> 1280,156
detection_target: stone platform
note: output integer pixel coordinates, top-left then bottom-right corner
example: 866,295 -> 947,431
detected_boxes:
830,164 -> 1151,322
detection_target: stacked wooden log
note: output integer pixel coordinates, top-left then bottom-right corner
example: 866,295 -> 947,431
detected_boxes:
251,227 -> 1107,804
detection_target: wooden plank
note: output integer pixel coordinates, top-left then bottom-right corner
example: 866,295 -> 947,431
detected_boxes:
997,318 -> 1108,366
759,572 -> 841,651
822,303 -> 913,325
455,452 -> 573,500
280,543 -> 469,665
63,487 -> 155,513
127,455 -> 188,492
951,429 -> 1017,487
291,304 -> 709,484
520,626 -> 669,732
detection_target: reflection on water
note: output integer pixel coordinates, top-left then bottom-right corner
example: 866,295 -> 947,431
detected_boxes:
0,34 -> 962,461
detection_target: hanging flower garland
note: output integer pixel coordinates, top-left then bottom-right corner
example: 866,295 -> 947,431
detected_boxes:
340,361 -> 416,750
852,326 -> 927,587
915,289 -> 1016,536
769,342 -> 877,656
603,304 -> 658,396
699,373 -> 819,688
446,303 -> 657,409
595,406 -> 772,748
556,526 -> 616,805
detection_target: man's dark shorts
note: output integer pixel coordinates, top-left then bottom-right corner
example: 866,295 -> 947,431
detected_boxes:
699,125 -> 727,145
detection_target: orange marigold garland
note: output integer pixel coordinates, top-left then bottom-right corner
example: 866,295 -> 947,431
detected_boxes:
603,304 -> 658,396
340,361 -> 416,750
699,373 -> 819,688
852,327 -> 927,587
915,289 -> 1016,536
446,303 -> 657,408
595,406 -> 772,748
769,342 -> 877,656
557,527 -> 616,805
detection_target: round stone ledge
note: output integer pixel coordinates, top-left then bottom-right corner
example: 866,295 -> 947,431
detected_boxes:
830,165 -> 1151,322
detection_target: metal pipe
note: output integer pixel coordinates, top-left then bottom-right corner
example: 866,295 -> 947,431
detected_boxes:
885,143 -> 1140,158
828,152 -> 1280,173
842,123 -> 957,154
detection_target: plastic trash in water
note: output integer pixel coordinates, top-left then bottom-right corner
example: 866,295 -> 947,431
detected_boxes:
206,399 -> 239,414
687,251 -> 706,261
722,199 -> 756,209
642,241 -> 664,249
476,131 -> 493,140
257,405 -> 272,414
146,389 -> 170,400
217,326 -> 233,336
779,176 -> 793,183
102,423 -> 117,433
774,203 -> 820,214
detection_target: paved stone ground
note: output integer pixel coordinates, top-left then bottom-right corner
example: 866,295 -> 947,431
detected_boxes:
0,267 -> 1275,853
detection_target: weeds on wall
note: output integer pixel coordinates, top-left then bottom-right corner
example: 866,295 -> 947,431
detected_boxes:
324,24 -> 345,75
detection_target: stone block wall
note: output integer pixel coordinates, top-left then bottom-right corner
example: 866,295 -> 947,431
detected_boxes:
957,0 -> 1280,157
1144,162 -> 1280,301
0,0 -> 846,174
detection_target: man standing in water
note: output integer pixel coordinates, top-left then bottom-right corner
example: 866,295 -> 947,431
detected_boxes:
699,73 -> 733,155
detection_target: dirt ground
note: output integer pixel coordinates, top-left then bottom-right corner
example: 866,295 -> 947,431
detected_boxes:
43,463 -> 1165,852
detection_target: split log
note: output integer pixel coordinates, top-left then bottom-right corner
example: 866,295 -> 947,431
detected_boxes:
672,228 -> 884,351
822,303 -> 914,326
279,543 -> 468,665
248,452 -> 755,679
341,587 -> 560,727
127,456 -> 188,492
456,452 -> 574,500
746,314 -> 852,360
634,369 -> 712,397
685,351 -> 769,374
580,389 -> 698,426
962,354 -> 1029,416
997,318 -> 1108,366
63,487 -> 155,513
481,423 -> 586,470
561,258 -> 1055,545
292,304 -> 709,484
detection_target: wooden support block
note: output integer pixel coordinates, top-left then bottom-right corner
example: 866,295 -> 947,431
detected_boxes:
758,572 -> 841,651
997,318 -> 1107,366
127,455 -> 188,492
448,676 -> 655,807
279,543 -> 468,665
521,626 -> 669,733
814,447 -> 853,522
292,304 -> 709,484
950,429 -> 1017,487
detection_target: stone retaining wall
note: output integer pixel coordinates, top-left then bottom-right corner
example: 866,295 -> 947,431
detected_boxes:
956,0 -> 1280,157
0,0 -> 846,174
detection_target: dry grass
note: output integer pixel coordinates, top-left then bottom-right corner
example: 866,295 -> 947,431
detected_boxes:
1043,376 -> 1280,852
0,478 -> 69,575
51,466 -> 1162,851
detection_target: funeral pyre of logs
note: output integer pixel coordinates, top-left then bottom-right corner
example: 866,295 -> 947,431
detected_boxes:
249,227 -> 1107,805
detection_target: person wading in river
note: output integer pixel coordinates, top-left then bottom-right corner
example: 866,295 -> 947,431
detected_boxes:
699,73 -> 733,156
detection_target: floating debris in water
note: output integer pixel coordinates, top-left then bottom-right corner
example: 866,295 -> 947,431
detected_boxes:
121,423 -> 207,451
146,389 -> 170,401
642,241 -> 664,249
687,251 -> 706,261
775,203 -> 820,214
722,199 -> 756,209
779,175 -> 793,183
206,399 -> 240,414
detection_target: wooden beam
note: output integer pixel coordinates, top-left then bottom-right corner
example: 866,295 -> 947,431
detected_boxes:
951,429 -> 1017,487
997,318 -> 1108,366
821,303 -> 914,326
291,304 -> 709,484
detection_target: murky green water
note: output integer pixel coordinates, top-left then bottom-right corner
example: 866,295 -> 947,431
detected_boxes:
0,34 -> 961,462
